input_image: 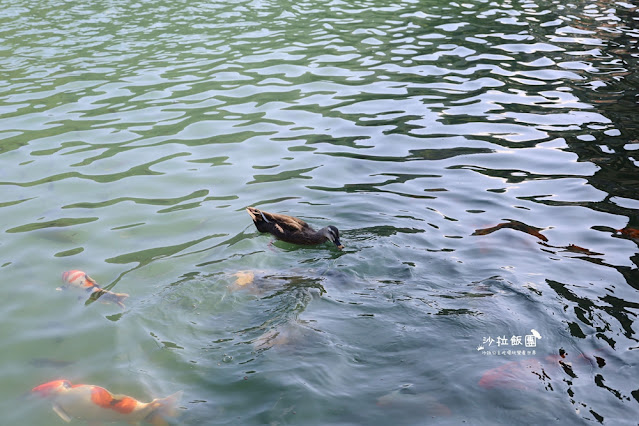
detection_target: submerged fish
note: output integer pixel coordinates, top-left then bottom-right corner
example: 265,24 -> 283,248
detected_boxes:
32,380 -> 181,425
253,328 -> 291,350
60,270 -> 128,308
479,352 -> 595,391
232,271 -> 255,288
478,358 -> 546,391
376,384 -> 451,416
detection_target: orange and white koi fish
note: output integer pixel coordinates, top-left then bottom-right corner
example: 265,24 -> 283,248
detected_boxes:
60,270 -> 128,308
32,380 -> 182,425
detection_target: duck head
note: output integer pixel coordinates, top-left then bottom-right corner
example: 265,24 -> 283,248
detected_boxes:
321,225 -> 344,250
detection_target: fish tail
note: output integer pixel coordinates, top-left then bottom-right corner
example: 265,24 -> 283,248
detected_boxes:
88,289 -> 129,308
111,291 -> 129,309
145,391 -> 182,425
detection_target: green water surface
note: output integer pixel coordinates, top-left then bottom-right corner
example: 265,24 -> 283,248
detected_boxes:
1,0 -> 638,424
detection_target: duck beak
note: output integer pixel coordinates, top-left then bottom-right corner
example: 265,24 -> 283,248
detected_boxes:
334,239 -> 344,250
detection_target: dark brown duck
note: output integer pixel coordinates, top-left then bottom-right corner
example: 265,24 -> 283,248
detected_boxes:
246,207 -> 343,249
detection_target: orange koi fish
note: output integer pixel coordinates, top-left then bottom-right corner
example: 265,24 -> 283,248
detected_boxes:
32,380 -> 182,425
60,270 -> 128,308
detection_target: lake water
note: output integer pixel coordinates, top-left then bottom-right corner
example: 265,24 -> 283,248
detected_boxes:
2,0 -> 638,424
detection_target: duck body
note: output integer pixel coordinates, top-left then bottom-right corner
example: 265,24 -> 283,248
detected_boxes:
246,207 -> 343,249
